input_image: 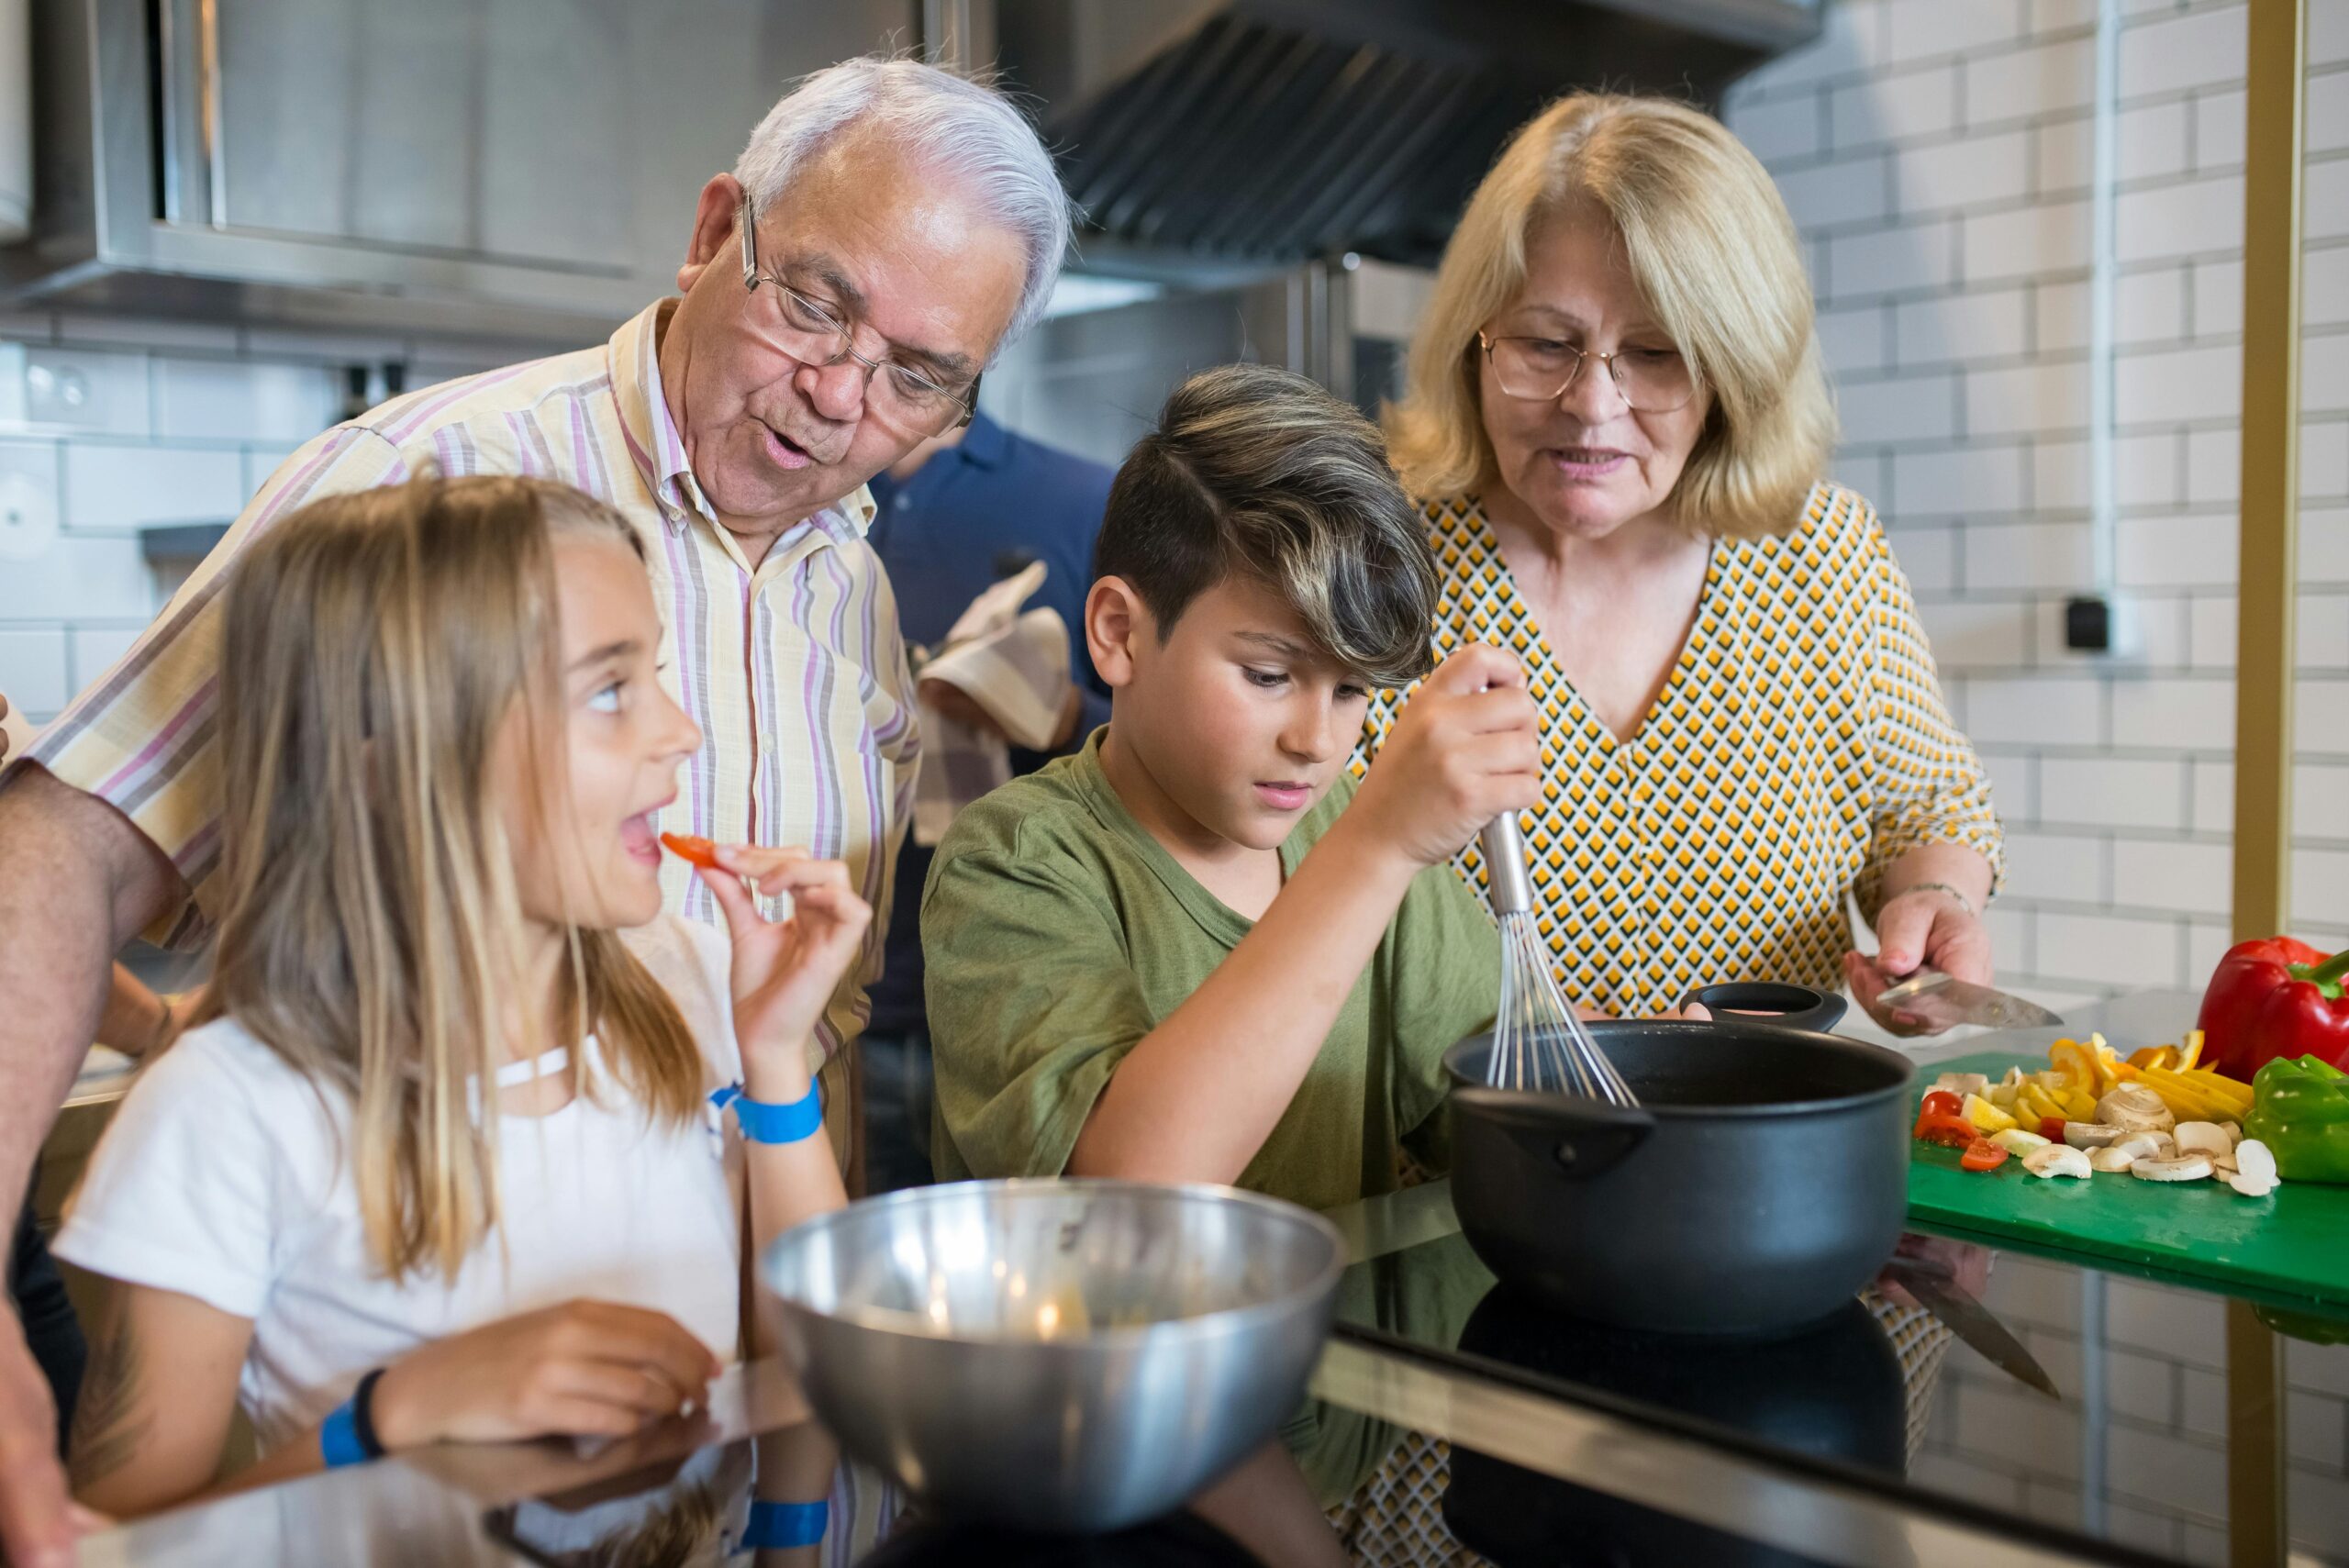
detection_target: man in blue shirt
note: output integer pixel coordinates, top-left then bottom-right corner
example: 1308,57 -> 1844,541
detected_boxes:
863,410 -> 1115,1190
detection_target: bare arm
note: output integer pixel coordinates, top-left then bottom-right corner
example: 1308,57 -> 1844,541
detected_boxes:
1071,646 -> 1541,1186
95,966 -> 179,1058
1068,813 -> 1419,1184
0,767 -> 184,1192
68,1280 -> 253,1518
0,767 -> 184,1560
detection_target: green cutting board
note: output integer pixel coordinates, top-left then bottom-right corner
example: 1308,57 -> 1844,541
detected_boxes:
1907,1051 -> 2349,1311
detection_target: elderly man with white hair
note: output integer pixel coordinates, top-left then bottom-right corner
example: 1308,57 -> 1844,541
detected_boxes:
0,59 -> 1068,1561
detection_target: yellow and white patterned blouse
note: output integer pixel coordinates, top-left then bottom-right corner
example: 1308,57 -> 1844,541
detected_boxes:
1358,484 -> 2003,1019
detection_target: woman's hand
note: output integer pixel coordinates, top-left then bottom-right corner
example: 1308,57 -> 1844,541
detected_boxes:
693,847 -> 872,1096
1844,884 -> 1993,1036
371,1301 -> 720,1451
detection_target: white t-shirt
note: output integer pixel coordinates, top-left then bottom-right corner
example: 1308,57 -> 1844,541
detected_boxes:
55,917 -> 747,1453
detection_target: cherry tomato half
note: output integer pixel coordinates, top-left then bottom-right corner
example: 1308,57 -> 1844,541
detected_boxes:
1960,1140 -> 2009,1173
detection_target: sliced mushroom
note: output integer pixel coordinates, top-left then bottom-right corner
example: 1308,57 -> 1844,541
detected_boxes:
2063,1122 -> 2127,1150
2214,1150 -> 2239,1175
2234,1139 -> 2279,1186
2097,1084 -> 2176,1133
2024,1144 -> 2093,1179
2229,1172 -> 2278,1198
2088,1146 -> 2141,1173
2174,1121 -> 2232,1159
2132,1154 -> 2215,1183
2110,1131 -> 2169,1163
2221,1121 -> 2243,1144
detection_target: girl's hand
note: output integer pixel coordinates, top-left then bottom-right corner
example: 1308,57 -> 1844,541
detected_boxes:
693,847 -> 873,1093
370,1301 -> 719,1451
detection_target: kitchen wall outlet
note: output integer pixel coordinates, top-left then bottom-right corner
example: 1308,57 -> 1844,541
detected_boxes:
2061,593 -> 2140,659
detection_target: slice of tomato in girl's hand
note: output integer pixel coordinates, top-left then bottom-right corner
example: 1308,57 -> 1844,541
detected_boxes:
660,832 -> 721,869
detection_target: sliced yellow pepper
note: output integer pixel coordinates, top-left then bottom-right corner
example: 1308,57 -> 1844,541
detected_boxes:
2177,1029 -> 2204,1071
1964,1093 -> 2020,1134
2129,1044 -> 2179,1072
2049,1040 -> 2100,1096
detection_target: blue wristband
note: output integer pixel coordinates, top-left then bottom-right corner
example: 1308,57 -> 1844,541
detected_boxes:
319,1367 -> 387,1468
743,1498 -> 828,1549
319,1399 -> 369,1469
709,1080 -> 824,1144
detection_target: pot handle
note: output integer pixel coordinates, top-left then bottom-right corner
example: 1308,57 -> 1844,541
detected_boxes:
1686,982 -> 1847,1034
1453,1088 -> 1656,1181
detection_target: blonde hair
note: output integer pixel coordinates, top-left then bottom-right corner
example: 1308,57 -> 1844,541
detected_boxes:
1386,94 -> 1836,539
202,475 -> 707,1280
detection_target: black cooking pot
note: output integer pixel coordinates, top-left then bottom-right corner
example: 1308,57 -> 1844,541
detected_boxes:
1442,983 -> 1914,1340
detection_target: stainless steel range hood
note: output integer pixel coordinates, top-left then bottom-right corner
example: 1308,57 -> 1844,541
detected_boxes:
1,0 -> 1819,337
1000,0 -> 1822,275
2,0 -> 919,341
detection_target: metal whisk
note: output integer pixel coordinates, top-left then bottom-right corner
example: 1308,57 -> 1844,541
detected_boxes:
1480,813 -> 1639,1106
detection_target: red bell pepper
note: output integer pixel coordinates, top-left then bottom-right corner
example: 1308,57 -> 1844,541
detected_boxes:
2199,938 -> 2349,1083
660,831 -> 723,870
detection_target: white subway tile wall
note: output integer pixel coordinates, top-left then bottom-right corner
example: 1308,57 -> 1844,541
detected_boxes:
1729,0 -> 2349,1010
0,318 -> 581,730
1733,9 -> 2347,1551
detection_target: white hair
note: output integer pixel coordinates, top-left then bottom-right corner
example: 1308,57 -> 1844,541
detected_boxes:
733,57 -> 1073,360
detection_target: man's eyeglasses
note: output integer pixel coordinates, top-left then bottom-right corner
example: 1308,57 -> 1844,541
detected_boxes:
1477,330 -> 1698,415
739,195 -> 981,436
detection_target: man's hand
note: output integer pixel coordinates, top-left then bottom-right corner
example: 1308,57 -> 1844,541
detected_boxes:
0,1307 -> 77,1567
0,692 -> 12,767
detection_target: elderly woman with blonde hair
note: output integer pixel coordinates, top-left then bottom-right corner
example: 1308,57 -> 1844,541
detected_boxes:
1364,93 -> 2004,1036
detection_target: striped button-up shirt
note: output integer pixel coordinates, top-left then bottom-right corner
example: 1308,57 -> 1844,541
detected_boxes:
24,301 -> 918,1169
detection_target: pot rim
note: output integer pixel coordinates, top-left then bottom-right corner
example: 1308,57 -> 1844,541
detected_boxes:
1442,1023 -> 1916,1121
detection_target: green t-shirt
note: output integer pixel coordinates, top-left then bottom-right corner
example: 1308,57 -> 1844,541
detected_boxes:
921,728 -> 1500,1213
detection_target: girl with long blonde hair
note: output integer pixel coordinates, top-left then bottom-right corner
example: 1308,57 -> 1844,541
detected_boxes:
54,475 -> 866,1521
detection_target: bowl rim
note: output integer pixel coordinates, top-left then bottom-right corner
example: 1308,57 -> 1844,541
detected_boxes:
1442,1025 -> 1917,1120
759,1176 -> 1349,1348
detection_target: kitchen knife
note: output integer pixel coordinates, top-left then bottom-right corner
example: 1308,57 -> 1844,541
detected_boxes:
1876,969 -> 2064,1030
1880,1257 -> 2063,1401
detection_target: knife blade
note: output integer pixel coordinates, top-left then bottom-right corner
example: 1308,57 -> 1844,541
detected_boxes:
1880,1258 -> 2062,1401
1875,969 -> 2064,1030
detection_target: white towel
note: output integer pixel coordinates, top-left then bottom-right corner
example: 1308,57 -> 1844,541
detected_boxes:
911,562 -> 1074,846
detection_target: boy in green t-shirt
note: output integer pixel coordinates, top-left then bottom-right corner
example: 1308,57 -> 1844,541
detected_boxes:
921,364 -> 1540,1212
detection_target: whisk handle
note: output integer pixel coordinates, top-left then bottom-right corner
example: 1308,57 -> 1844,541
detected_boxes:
1479,813 -> 1536,915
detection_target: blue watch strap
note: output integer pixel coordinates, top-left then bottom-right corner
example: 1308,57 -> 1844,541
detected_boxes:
319,1398 -> 369,1468
744,1498 -> 828,1549
708,1080 -> 824,1144
319,1367 -> 387,1468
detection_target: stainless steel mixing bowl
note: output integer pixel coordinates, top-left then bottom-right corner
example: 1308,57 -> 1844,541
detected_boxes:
761,1179 -> 1345,1531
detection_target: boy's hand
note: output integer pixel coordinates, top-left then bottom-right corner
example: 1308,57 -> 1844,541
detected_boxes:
1349,644 -> 1541,871
694,847 -> 872,1095
372,1301 -> 719,1450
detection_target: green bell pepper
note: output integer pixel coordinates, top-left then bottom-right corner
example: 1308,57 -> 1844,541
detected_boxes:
2244,1054 -> 2349,1184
